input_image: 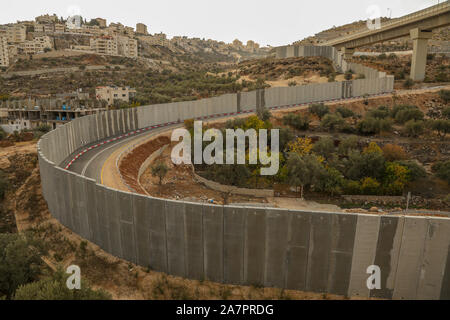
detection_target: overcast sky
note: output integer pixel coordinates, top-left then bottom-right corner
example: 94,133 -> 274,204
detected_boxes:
0,0 -> 441,46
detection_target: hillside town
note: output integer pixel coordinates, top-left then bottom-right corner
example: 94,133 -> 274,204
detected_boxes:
0,13 -> 268,68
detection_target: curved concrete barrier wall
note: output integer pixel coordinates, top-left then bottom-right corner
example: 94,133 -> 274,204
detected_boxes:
38,49 -> 450,299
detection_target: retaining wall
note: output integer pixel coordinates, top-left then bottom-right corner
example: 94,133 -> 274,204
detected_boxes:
276,45 -> 388,79
37,47 -> 449,299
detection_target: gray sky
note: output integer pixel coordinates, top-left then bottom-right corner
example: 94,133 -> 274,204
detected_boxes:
0,0 -> 440,46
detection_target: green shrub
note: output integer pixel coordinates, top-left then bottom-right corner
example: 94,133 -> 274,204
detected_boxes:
388,53 -> 397,59
357,117 -> 392,135
0,233 -> 46,299
361,177 -> 381,195
428,119 -> 450,137
344,72 -> 353,80
432,161 -> 450,184
309,103 -> 330,119
439,90 -> 450,103
336,107 -> 355,118
338,136 -> 359,156
278,127 -> 295,152
258,109 -> 272,122
377,53 -> 387,60
435,72 -> 448,82
282,114 -> 310,131
14,268 -> 111,300
367,106 -> 390,119
321,113 -> 345,132
405,120 -> 424,137
343,180 -> 361,195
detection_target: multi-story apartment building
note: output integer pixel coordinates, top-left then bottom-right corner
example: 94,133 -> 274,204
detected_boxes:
95,18 -> 107,28
117,36 -> 138,58
35,14 -> 59,24
18,36 -> 53,55
0,37 -> 9,67
95,86 -> 136,106
0,24 -> 27,43
136,23 -> 148,35
90,36 -> 119,55
146,32 -> 169,46
54,23 -> 66,33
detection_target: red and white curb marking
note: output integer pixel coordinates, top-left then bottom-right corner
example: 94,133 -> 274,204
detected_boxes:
65,91 -> 391,171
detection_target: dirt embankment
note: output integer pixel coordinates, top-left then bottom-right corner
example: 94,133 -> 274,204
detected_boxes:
119,135 -> 171,194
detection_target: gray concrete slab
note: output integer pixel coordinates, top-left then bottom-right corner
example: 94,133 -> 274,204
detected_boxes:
223,206 -> 245,285
94,186 -> 111,253
85,178 -> 100,244
440,243 -> 450,300
132,194 -> 151,268
370,216 -> 405,299
147,197 -> 168,273
285,211 -> 311,291
348,215 -> 381,298
417,219 -> 450,300
184,203 -> 204,281
203,204 -> 224,283
104,187 -> 122,259
393,217 -> 428,299
327,213 -> 357,296
264,209 -> 289,288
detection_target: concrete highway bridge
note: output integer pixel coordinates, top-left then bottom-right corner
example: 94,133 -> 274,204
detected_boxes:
318,1 -> 450,81
37,40 -> 450,300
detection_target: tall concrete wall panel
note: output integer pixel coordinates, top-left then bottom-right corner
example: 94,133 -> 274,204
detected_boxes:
264,209 -> 289,288
147,197 -> 168,273
132,194 -> 152,268
165,200 -> 186,277
417,219 -> 450,300
244,208 -> 266,286
306,212 -> 333,293
223,206 -> 245,284
203,204 -> 224,282
441,244 -> 450,300
371,216 -> 405,299
327,214 -> 357,296
104,187 -> 123,259
348,215 -> 381,298
184,203 -> 204,280
285,211 -> 311,291
85,177 -> 100,244
117,191 -> 137,264
393,217 -> 428,299
94,186 -> 111,253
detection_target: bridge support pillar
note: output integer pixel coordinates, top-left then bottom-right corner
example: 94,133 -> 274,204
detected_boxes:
340,48 -> 355,60
410,28 -> 433,81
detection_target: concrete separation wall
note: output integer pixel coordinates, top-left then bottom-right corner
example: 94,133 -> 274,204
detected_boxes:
36,46 -> 447,299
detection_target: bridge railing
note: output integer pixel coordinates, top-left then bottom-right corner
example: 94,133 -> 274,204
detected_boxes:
322,1 -> 450,46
